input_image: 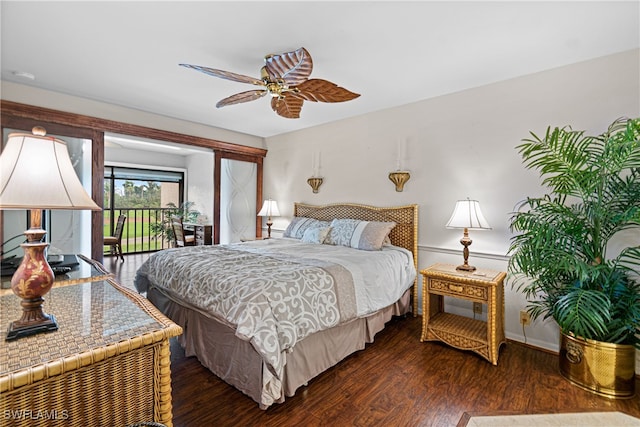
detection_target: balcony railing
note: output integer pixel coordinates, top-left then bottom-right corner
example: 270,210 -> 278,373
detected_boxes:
103,207 -> 175,256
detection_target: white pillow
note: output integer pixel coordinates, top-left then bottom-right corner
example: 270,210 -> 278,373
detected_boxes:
301,226 -> 332,244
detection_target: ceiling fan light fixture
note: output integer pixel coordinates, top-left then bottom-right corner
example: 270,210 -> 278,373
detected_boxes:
181,47 -> 360,119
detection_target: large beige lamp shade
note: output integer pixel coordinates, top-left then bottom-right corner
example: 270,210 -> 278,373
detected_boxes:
446,198 -> 491,271
0,128 -> 99,210
0,127 -> 101,340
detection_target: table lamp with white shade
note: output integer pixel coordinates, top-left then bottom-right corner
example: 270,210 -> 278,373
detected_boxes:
445,198 -> 491,271
257,199 -> 280,239
0,127 -> 101,340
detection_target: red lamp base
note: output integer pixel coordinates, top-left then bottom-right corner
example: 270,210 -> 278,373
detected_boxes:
6,238 -> 57,341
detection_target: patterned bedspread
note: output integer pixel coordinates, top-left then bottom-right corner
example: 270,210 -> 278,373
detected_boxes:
135,238 -> 416,405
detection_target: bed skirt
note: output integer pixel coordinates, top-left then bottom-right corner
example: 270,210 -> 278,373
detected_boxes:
147,286 -> 411,409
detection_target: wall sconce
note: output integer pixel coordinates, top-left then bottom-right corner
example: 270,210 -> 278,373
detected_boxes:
388,171 -> 410,192
389,138 -> 410,191
307,177 -> 323,193
308,150 -> 323,193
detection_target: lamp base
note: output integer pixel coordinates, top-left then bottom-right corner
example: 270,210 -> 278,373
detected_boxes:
265,221 -> 273,239
455,264 -> 477,272
456,228 -> 476,272
6,313 -> 58,341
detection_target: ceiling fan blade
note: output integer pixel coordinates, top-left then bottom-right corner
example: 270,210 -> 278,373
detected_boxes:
271,95 -> 304,119
183,49 -> 356,119
263,47 -> 312,86
216,90 -> 267,108
180,63 -> 264,86
294,79 -> 360,103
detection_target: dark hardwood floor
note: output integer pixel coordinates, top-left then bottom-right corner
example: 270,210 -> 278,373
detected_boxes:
106,253 -> 640,427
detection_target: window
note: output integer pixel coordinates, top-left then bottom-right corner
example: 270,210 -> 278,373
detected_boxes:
104,166 -> 185,254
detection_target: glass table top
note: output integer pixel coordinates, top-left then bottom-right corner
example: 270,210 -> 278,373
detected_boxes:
0,279 -> 163,375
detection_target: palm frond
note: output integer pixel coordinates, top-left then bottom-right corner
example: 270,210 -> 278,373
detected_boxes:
553,290 -> 611,340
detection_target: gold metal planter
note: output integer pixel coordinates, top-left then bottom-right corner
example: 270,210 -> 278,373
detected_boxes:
559,331 -> 636,398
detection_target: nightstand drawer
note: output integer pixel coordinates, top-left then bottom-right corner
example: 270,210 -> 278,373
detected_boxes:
429,278 -> 488,301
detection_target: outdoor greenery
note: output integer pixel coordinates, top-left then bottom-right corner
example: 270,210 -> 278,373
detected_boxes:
508,117 -> 640,347
103,177 -> 188,255
103,209 -> 170,255
148,201 -> 201,245
104,180 -> 162,209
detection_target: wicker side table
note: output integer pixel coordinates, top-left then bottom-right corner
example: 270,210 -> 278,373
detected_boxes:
0,269 -> 182,427
420,263 -> 506,365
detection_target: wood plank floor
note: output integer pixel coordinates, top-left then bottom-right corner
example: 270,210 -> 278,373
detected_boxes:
107,253 -> 640,427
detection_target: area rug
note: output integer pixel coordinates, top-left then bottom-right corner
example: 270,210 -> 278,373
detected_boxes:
458,411 -> 640,426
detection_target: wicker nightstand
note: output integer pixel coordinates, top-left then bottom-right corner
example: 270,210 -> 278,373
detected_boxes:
420,263 -> 506,365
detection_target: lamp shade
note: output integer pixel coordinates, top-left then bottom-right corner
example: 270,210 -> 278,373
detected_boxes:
258,199 -> 280,217
0,130 -> 100,210
446,198 -> 491,230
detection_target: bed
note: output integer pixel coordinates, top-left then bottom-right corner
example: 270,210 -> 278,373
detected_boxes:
135,202 -> 418,409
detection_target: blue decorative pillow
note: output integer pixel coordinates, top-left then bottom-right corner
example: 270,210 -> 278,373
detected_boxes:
283,217 -> 331,239
325,219 -> 396,250
301,226 -> 332,244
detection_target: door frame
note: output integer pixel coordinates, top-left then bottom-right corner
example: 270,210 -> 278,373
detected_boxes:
1,100 -> 267,261
213,150 -> 264,244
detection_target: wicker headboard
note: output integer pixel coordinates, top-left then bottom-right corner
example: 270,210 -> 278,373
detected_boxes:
294,202 -> 419,313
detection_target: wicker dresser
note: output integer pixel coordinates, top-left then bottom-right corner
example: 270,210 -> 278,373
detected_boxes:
420,263 -> 506,365
0,257 -> 182,427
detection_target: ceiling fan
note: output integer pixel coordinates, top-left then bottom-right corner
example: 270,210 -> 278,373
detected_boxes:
179,47 -> 360,119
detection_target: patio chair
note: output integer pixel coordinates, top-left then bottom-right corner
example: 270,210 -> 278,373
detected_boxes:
171,217 -> 195,247
104,214 -> 126,261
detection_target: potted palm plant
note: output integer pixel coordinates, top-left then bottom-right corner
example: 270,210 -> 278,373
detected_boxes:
508,116 -> 640,398
149,201 -> 201,246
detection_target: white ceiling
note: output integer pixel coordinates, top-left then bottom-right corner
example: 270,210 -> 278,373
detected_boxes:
2,1 -> 639,139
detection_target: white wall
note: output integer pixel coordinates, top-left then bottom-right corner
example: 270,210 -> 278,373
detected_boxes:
185,152 -> 215,221
263,49 -> 640,355
105,146 -> 188,169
